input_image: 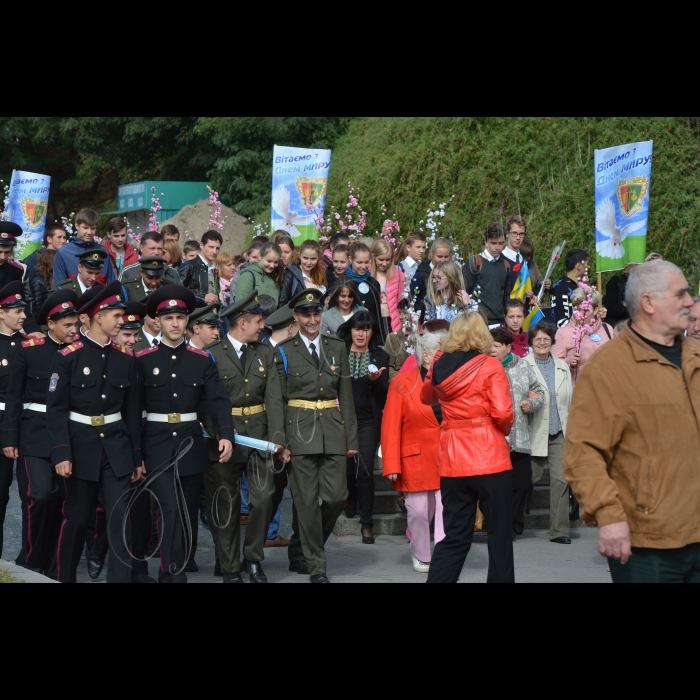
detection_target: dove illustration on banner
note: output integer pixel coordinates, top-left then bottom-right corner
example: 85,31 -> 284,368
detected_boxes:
595,197 -> 646,260
272,185 -> 315,237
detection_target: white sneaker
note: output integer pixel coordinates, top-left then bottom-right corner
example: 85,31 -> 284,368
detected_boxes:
412,554 -> 430,574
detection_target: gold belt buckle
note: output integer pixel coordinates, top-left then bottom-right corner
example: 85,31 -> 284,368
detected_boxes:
316,401 -> 325,411
168,413 -> 181,424
91,415 -> 105,427
243,407 -> 252,417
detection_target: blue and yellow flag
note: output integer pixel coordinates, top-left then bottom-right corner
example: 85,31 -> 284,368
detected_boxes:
511,261 -> 533,301
523,304 -> 545,333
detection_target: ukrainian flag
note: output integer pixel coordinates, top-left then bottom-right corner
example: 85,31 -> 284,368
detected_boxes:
511,261 -> 533,301
523,305 -> 545,333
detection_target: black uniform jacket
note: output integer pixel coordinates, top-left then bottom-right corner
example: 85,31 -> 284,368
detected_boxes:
47,336 -> 143,481
0,331 -> 23,443
136,341 -> 235,476
3,334 -> 63,458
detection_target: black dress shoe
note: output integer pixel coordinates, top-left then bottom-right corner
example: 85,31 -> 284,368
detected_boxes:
289,560 -> 310,575
85,549 -> 105,581
344,508 -> 357,519
214,560 -> 223,578
184,560 -> 199,573
551,537 -> 572,545
242,560 -> 268,584
513,522 -> 525,537
223,573 -> 244,584
199,506 -> 210,531
132,573 -> 157,584
310,574 -> 330,584
362,527 -> 375,545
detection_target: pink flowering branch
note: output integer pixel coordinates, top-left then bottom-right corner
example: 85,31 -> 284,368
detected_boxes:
149,187 -> 163,232
208,186 -> 225,233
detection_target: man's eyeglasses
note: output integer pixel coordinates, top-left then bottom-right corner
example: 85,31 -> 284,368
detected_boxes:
649,254 -> 663,261
533,339 -> 552,346
509,232 -> 526,239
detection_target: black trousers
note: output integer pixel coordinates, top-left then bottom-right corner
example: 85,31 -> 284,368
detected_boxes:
56,451 -> 133,585
346,419 -> 379,528
16,456 -> 61,574
428,472 -> 515,584
0,453 -> 14,560
128,482 -> 152,577
511,452 -> 533,527
84,501 -> 109,562
151,469 -> 201,584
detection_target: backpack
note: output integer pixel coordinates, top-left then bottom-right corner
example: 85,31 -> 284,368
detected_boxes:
473,255 -> 511,276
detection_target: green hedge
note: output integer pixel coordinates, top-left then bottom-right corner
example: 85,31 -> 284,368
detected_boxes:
326,117 -> 700,288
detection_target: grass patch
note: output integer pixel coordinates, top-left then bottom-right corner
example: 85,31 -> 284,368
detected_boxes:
0,570 -> 20,584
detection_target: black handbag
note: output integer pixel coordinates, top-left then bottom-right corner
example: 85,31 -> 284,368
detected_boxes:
569,488 -> 581,523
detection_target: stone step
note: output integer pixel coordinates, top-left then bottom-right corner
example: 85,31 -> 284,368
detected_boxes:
525,510 -> 586,530
374,491 -> 404,514
374,470 -> 395,492
334,514 -> 408,537
531,486 -> 551,510
535,469 -> 551,487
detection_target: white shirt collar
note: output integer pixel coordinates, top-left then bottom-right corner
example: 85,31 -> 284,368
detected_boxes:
142,329 -> 161,346
78,278 -> 89,294
228,334 -> 246,358
402,257 -> 418,270
268,338 -> 278,348
503,247 -> 522,264
298,332 -> 320,356
482,249 -> 500,263
199,254 -> 216,272
85,330 -> 111,348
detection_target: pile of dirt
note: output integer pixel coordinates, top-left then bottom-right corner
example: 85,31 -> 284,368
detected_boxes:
160,200 -> 252,256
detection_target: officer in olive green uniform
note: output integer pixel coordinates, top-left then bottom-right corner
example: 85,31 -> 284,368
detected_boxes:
122,256 -> 168,303
204,291 -> 287,584
53,250 -> 108,294
279,289 -> 359,584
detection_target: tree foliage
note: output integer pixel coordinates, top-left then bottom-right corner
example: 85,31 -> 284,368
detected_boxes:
326,117 -> 700,281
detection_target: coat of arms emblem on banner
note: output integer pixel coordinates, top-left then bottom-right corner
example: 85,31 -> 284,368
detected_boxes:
20,197 -> 48,229
295,176 -> 327,210
617,176 -> 649,218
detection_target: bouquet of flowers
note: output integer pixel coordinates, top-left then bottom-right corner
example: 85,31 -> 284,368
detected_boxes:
149,187 -> 163,233
317,182 -> 367,244
208,186 -> 226,233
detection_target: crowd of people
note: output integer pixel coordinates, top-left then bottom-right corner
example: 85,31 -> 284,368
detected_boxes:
0,206 -> 697,585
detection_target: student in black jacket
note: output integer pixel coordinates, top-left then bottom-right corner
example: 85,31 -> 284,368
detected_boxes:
178,230 -> 223,307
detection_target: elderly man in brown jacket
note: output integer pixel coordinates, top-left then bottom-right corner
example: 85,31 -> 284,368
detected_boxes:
564,261 -> 700,583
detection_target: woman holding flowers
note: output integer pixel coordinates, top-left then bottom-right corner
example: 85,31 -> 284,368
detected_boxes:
424,262 -> 470,323
553,288 -> 612,385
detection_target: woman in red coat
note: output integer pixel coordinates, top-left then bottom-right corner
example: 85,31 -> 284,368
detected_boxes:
382,328 -> 448,574
421,312 -> 515,584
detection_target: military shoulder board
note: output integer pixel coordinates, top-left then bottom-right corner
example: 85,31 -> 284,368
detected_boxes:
112,343 -> 134,356
135,346 -> 159,358
22,338 -> 46,349
60,341 -> 84,356
187,345 -> 210,358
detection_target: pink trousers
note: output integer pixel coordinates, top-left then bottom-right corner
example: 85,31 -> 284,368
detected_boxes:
404,490 -> 445,563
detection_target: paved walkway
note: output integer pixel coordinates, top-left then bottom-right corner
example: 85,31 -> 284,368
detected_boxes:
2,473 -> 610,584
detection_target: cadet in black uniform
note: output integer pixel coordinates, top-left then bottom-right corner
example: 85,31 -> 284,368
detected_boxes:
0,282 -> 29,560
0,223 -> 27,289
136,286 -> 235,584
114,302 -> 148,353
48,281 -> 144,584
3,290 -> 80,575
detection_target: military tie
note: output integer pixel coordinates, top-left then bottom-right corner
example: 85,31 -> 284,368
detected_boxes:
152,339 -> 159,347
309,342 -> 319,369
240,344 -> 248,367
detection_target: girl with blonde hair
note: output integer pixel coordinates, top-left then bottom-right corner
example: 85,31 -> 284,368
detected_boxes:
425,261 -> 471,322
371,238 -> 406,337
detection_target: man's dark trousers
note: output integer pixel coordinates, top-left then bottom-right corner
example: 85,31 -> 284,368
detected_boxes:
610,544 -> 700,583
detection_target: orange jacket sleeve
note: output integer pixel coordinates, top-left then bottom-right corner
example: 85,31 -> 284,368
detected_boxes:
488,364 -> 515,437
381,379 -> 404,477
420,351 -> 442,407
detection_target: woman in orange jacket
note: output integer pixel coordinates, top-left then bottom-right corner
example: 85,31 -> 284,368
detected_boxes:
382,327 -> 448,574
421,312 -> 515,584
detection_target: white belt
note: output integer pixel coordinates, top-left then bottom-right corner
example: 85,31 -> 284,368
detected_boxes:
69,412 -> 122,427
25,403 -> 47,413
146,413 -> 198,424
